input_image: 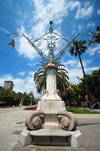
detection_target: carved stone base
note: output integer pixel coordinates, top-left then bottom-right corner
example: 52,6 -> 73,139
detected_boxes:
37,100 -> 66,111
25,110 -> 78,131
20,100 -> 82,148
20,127 -> 83,148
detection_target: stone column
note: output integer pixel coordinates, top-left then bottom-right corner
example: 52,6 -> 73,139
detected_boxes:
46,69 -> 57,94
41,63 -> 61,101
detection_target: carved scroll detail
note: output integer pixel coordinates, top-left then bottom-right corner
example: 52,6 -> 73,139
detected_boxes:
58,111 -> 78,131
25,111 -> 44,130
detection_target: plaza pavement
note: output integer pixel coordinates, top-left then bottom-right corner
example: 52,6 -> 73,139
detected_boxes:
0,107 -> 100,151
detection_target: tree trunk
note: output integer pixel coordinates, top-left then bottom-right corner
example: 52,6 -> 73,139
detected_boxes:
78,52 -> 92,110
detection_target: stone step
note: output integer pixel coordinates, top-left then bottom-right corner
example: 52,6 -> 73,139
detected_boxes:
30,129 -> 71,136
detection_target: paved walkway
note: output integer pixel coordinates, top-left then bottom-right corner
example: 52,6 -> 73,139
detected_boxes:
0,109 -> 100,151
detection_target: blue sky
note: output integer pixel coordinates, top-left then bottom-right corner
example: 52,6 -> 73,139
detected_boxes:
0,0 -> 100,98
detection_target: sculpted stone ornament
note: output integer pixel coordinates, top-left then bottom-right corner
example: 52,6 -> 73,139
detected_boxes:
25,111 -> 44,130
58,111 -> 78,131
25,110 -> 78,131
23,62 -> 78,138
20,60 -> 83,149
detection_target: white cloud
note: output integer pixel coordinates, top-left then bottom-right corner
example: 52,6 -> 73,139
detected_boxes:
18,10 -> 22,15
63,59 -> 92,70
0,26 -> 10,34
27,63 -> 36,67
13,75 -> 42,98
16,26 -> 38,59
28,71 -> 35,76
78,24 -> 84,30
68,65 -> 100,84
97,9 -> 100,14
88,44 -> 100,56
32,0 -> 68,25
30,0 -> 73,40
85,66 -> 99,73
63,58 -> 96,84
63,60 -> 83,84
86,21 -> 95,28
27,0 -> 33,6
30,0 -> 83,38
75,2 -> 94,19
0,74 -> 41,98
15,0 -> 94,61
76,59 -> 93,69
68,68 -> 83,84
64,60 -> 77,67
67,1 -> 80,10
18,71 -> 26,76
16,37 -> 37,59
0,74 -> 13,87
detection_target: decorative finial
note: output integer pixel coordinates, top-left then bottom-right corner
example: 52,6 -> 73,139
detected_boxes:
49,21 -> 53,25
49,21 -> 53,33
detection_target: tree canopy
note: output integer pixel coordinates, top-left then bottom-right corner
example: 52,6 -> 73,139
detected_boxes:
0,87 -> 36,106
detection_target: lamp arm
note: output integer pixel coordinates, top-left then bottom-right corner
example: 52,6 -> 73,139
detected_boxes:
54,29 -> 95,63
7,32 -> 48,62
79,30 -> 95,36
22,34 -> 47,62
54,33 -> 80,63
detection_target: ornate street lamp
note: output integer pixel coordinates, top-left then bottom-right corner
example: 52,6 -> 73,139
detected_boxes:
88,37 -> 95,46
7,22 -> 95,63
7,22 -> 96,108
7,22 -> 95,106
7,21 -> 96,147
8,39 -> 15,48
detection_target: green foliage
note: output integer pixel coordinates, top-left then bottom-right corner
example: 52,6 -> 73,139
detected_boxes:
33,61 -> 69,94
69,40 -> 93,110
69,40 -> 87,57
68,107 -> 100,114
92,26 -> 100,43
22,91 -> 36,106
0,87 -> 36,106
86,70 -> 100,105
67,69 -> 100,108
0,88 -> 15,105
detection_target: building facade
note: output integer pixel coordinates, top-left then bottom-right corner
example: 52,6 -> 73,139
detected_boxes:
4,81 -> 14,90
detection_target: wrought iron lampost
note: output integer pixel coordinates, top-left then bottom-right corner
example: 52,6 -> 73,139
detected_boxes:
7,21 -> 95,109
8,21 -> 95,65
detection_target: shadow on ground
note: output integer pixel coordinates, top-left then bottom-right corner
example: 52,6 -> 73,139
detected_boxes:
78,122 -> 100,126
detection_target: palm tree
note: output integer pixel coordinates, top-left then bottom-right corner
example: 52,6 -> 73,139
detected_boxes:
69,40 -> 87,76
28,91 -> 35,105
1,89 -> 15,105
33,61 -> 69,94
34,61 -> 46,94
69,40 -> 92,110
57,65 -> 69,94
93,26 -> 100,43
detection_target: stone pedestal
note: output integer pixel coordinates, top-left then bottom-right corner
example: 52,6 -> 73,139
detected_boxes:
20,63 -> 83,148
20,103 -> 83,148
37,100 -> 65,111
20,127 -> 83,148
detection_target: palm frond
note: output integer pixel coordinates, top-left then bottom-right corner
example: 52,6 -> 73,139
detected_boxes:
33,61 -> 69,94
96,26 -> 100,32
